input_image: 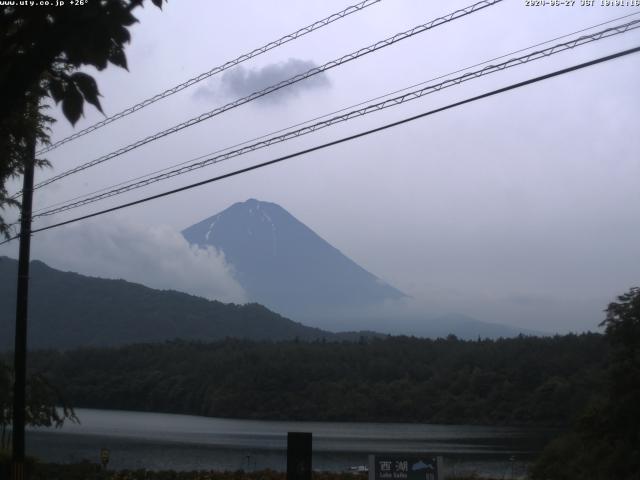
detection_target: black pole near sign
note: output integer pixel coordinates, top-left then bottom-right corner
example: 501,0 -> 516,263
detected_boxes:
11,134 -> 36,480
286,432 -> 312,480
368,455 -> 443,480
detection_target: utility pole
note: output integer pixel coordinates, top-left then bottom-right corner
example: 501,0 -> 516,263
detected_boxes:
11,132 -> 36,480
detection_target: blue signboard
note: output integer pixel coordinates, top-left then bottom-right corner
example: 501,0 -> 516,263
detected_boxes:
369,455 -> 441,480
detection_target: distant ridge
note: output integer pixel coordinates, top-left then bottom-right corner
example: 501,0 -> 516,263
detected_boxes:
182,198 -> 406,321
0,256 -> 541,344
0,256 -> 342,350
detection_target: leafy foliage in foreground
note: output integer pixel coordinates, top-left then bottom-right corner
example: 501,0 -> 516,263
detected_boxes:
28,333 -> 606,426
531,287 -> 640,480
0,0 -> 166,235
0,360 -> 77,449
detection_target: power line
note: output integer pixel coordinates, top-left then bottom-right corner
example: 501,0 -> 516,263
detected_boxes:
36,0 -> 383,155
25,0 -> 502,194
2,44 -> 637,247
9,12 -> 640,225
29,11 -> 640,217
30,19 -> 640,219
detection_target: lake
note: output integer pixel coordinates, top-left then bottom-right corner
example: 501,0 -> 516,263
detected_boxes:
27,408 -> 554,477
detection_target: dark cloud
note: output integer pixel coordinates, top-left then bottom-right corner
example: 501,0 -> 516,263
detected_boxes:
195,58 -> 330,104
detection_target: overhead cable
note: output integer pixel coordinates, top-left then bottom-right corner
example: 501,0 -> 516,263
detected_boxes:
26,0 -> 503,194
30,19 -> 640,219
0,44 -> 635,247
30,11 -> 640,216
36,0 -> 383,155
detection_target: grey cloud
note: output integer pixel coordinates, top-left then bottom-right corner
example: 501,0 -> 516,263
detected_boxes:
1,218 -> 247,304
505,293 -> 557,307
195,58 -> 330,104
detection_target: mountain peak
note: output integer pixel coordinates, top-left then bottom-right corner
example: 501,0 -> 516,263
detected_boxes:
237,198 -> 271,210
182,200 -> 406,321
232,198 -> 287,221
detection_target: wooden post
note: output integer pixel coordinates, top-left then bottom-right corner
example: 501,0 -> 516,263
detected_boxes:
11,133 -> 36,480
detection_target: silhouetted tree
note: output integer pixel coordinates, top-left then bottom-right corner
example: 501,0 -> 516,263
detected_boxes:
0,0 -> 166,235
532,287 -> 640,480
0,360 -> 77,451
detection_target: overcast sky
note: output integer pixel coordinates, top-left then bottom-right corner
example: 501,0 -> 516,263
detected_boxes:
2,0 -> 639,334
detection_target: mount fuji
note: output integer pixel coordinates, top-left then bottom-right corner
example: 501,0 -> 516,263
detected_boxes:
182,199 -> 406,327
182,199 -> 540,338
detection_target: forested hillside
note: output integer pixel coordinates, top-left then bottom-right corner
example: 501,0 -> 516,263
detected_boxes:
0,257 -> 339,348
27,334 -> 606,426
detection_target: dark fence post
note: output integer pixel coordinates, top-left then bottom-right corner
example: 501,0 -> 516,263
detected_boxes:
287,432 -> 312,480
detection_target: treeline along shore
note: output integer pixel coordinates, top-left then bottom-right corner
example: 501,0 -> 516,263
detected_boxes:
26,334 -> 605,426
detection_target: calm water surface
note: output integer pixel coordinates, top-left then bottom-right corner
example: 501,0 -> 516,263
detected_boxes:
27,408 -> 554,477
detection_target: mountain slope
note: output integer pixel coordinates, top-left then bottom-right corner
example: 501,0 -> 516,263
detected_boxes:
181,199 -> 406,320
181,199 -> 545,338
0,256 -> 338,350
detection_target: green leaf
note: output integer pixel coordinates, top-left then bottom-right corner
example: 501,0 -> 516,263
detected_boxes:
71,72 -> 103,113
151,0 -> 164,9
61,84 -> 84,126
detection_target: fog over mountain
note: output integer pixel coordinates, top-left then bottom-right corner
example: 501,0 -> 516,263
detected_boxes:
0,218 -> 247,304
182,199 -> 538,337
0,255 -> 531,348
182,199 -> 406,316
0,203 -> 541,338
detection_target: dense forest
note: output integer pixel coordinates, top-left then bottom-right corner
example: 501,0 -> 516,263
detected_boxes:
26,333 -> 606,426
